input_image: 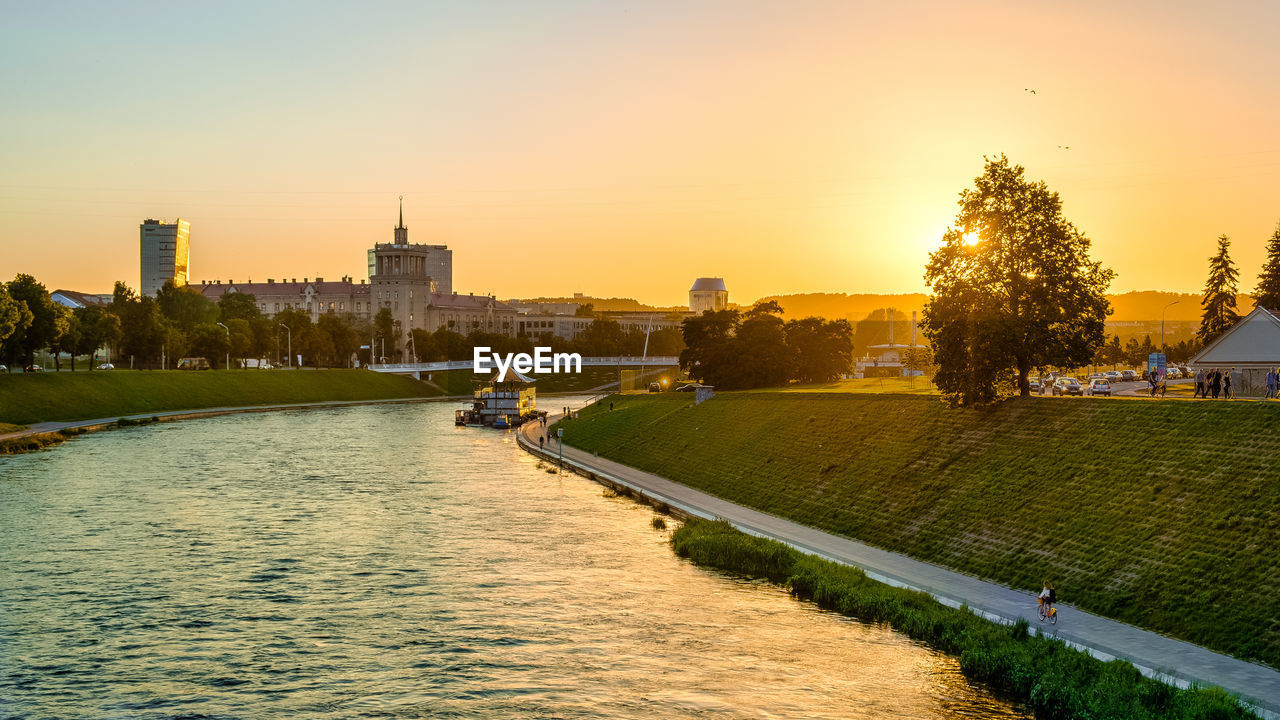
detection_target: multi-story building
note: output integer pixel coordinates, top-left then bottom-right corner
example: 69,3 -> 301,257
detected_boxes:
689,277 -> 728,314
140,218 -> 190,296
425,292 -> 517,336
198,276 -> 371,322
368,201 -> 454,334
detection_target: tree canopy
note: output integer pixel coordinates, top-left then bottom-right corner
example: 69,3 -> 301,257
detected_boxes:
1253,222 -> 1280,312
1197,235 -> 1240,345
921,156 -> 1113,405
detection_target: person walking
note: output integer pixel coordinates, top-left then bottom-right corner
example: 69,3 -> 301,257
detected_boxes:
1267,368 -> 1276,400
1194,368 -> 1205,398
1210,369 -> 1221,399
1225,368 -> 1234,399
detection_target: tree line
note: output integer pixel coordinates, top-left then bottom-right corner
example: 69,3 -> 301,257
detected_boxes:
0,274 -> 688,371
679,301 -> 854,389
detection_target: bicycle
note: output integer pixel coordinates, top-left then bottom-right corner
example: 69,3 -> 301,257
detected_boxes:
1038,597 -> 1058,624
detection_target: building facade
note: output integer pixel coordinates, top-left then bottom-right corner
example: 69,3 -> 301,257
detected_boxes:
368,202 -> 454,335
425,292 -> 517,336
140,218 -> 191,296
198,277 -> 372,322
689,277 -> 728,314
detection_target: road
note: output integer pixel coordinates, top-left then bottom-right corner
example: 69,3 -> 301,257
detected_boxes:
518,411 -> 1278,718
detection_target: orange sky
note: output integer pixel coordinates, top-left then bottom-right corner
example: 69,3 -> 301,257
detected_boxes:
2,1 -> 1278,306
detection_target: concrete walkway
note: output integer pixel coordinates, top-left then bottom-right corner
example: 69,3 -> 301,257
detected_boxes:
517,414 -> 1278,718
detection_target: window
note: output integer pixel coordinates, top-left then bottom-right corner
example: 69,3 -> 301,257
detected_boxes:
274,303 -> 279,312
340,302 -> 345,311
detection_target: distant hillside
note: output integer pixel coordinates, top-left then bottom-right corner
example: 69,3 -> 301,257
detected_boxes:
515,296 -> 686,313
753,291 -> 1254,323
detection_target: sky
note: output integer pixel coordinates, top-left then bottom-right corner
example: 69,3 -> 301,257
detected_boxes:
2,0 -> 1279,306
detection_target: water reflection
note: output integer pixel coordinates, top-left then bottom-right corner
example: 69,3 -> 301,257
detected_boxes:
0,402 -> 1027,719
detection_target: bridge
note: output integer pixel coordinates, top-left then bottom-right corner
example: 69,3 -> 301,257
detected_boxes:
368,356 -> 680,378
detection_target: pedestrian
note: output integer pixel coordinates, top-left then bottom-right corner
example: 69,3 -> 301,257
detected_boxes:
1267,368 -> 1276,400
1195,368 -> 1205,398
1211,369 -> 1221,399
609,400 -> 614,411
539,435 -> 545,450
1225,368 -> 1233,399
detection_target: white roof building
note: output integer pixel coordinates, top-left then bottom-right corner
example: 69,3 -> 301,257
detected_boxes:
1190,306 -> 1280,396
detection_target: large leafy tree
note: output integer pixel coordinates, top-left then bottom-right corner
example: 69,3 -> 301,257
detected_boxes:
0,284 -> 33,369
921,156 -> 1113,405
6,274 -> 66,368
1253,222 -> 1280,312
785,316 -> 853,383
1197,235 -> 1240,345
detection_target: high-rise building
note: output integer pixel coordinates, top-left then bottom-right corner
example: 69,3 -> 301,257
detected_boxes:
140,218 -> 190,296
369,199 -> 453,335
689,277 -> 728,314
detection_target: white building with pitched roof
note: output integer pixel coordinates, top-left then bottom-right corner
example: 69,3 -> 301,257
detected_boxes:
1189,306 -> 1280,396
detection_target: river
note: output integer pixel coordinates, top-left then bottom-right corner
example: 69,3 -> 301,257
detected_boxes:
0,401 -> 1028,719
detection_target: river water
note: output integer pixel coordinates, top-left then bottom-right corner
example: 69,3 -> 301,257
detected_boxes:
0,401 -> 1027,719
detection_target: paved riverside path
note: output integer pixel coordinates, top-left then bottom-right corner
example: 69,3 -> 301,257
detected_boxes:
518,415 -> 1278,717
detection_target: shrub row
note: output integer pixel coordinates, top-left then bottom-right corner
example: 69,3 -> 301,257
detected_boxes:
673,518 -> 1256,720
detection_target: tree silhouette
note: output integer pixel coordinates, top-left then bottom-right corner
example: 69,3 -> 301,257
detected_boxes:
1252,221 -> 1280,312
921,156 -> 1113,405
1198,235 -> 1240,345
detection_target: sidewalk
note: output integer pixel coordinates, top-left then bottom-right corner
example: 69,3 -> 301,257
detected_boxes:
517,417 -> 1278,718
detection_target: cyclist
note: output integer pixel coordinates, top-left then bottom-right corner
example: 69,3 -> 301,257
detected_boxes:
1038,581 -> 1056,618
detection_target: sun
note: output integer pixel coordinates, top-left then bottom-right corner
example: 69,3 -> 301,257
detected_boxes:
962,232 -> 981,246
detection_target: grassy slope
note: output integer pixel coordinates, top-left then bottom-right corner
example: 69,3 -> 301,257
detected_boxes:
0,370 -> 440,425
561,393 -> 1280,668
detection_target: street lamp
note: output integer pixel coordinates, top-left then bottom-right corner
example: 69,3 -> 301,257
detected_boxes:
277,323 -> 292,368
216,322 -> 230,371
1161,300 -> 1180,352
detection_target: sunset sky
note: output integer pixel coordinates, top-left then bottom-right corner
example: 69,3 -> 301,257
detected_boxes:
2,1 -> 1279,307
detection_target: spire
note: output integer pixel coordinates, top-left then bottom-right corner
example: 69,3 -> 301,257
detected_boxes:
394,195 -> 408,244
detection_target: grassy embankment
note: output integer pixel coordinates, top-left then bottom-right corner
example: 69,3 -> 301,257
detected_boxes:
0,369 -> 440,426
674,519 -> 1255,719
561,392 -> 1280,669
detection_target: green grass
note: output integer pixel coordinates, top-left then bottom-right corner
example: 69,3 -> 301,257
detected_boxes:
0,422 -> 26,434
561,392 -> 1280,668
674,518 -> 1257,720
0,370 -> 441,425
740,377 -> 938,394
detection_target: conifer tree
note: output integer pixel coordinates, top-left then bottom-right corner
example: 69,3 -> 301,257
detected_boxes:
1252,221 -> 1280,312
1197,235 -> 1240,345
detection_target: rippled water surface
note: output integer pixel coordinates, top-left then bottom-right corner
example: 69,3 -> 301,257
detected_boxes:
0,402 -> 1028,719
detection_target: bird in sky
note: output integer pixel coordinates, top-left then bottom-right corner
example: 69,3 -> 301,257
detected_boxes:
1024,88 -> 1037,94
1058,145 -> 1071,150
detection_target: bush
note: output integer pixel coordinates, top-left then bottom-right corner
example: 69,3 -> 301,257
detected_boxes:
671,518 -> 1257,720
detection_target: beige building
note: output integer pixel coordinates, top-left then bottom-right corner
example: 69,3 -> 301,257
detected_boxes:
368,201 -> 454,335
425,292 -> 517,336
140,218 -> 190,296
199,276 -> 371,322
689,277 -> 728,314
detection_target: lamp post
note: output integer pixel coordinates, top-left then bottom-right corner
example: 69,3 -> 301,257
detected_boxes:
215,322 -> 230,371
278,323 -> 292,368
1161,300 -> 1180,352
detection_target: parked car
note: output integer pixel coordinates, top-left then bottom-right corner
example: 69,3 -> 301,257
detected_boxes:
1089,372 -> 1107,381
1028,377 -> 1042,393
97,363 -> 114,370
1053,377 -> 1083,396
1121,369 -> 1137,382
1165,367 -> 1181,380
674,383 -> 706,392
648,382 -> 662,393
0,364 -> 7,373
23,364 -> 44,373
1087,379 -> 1112,396
1105,371 -> 1122,383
